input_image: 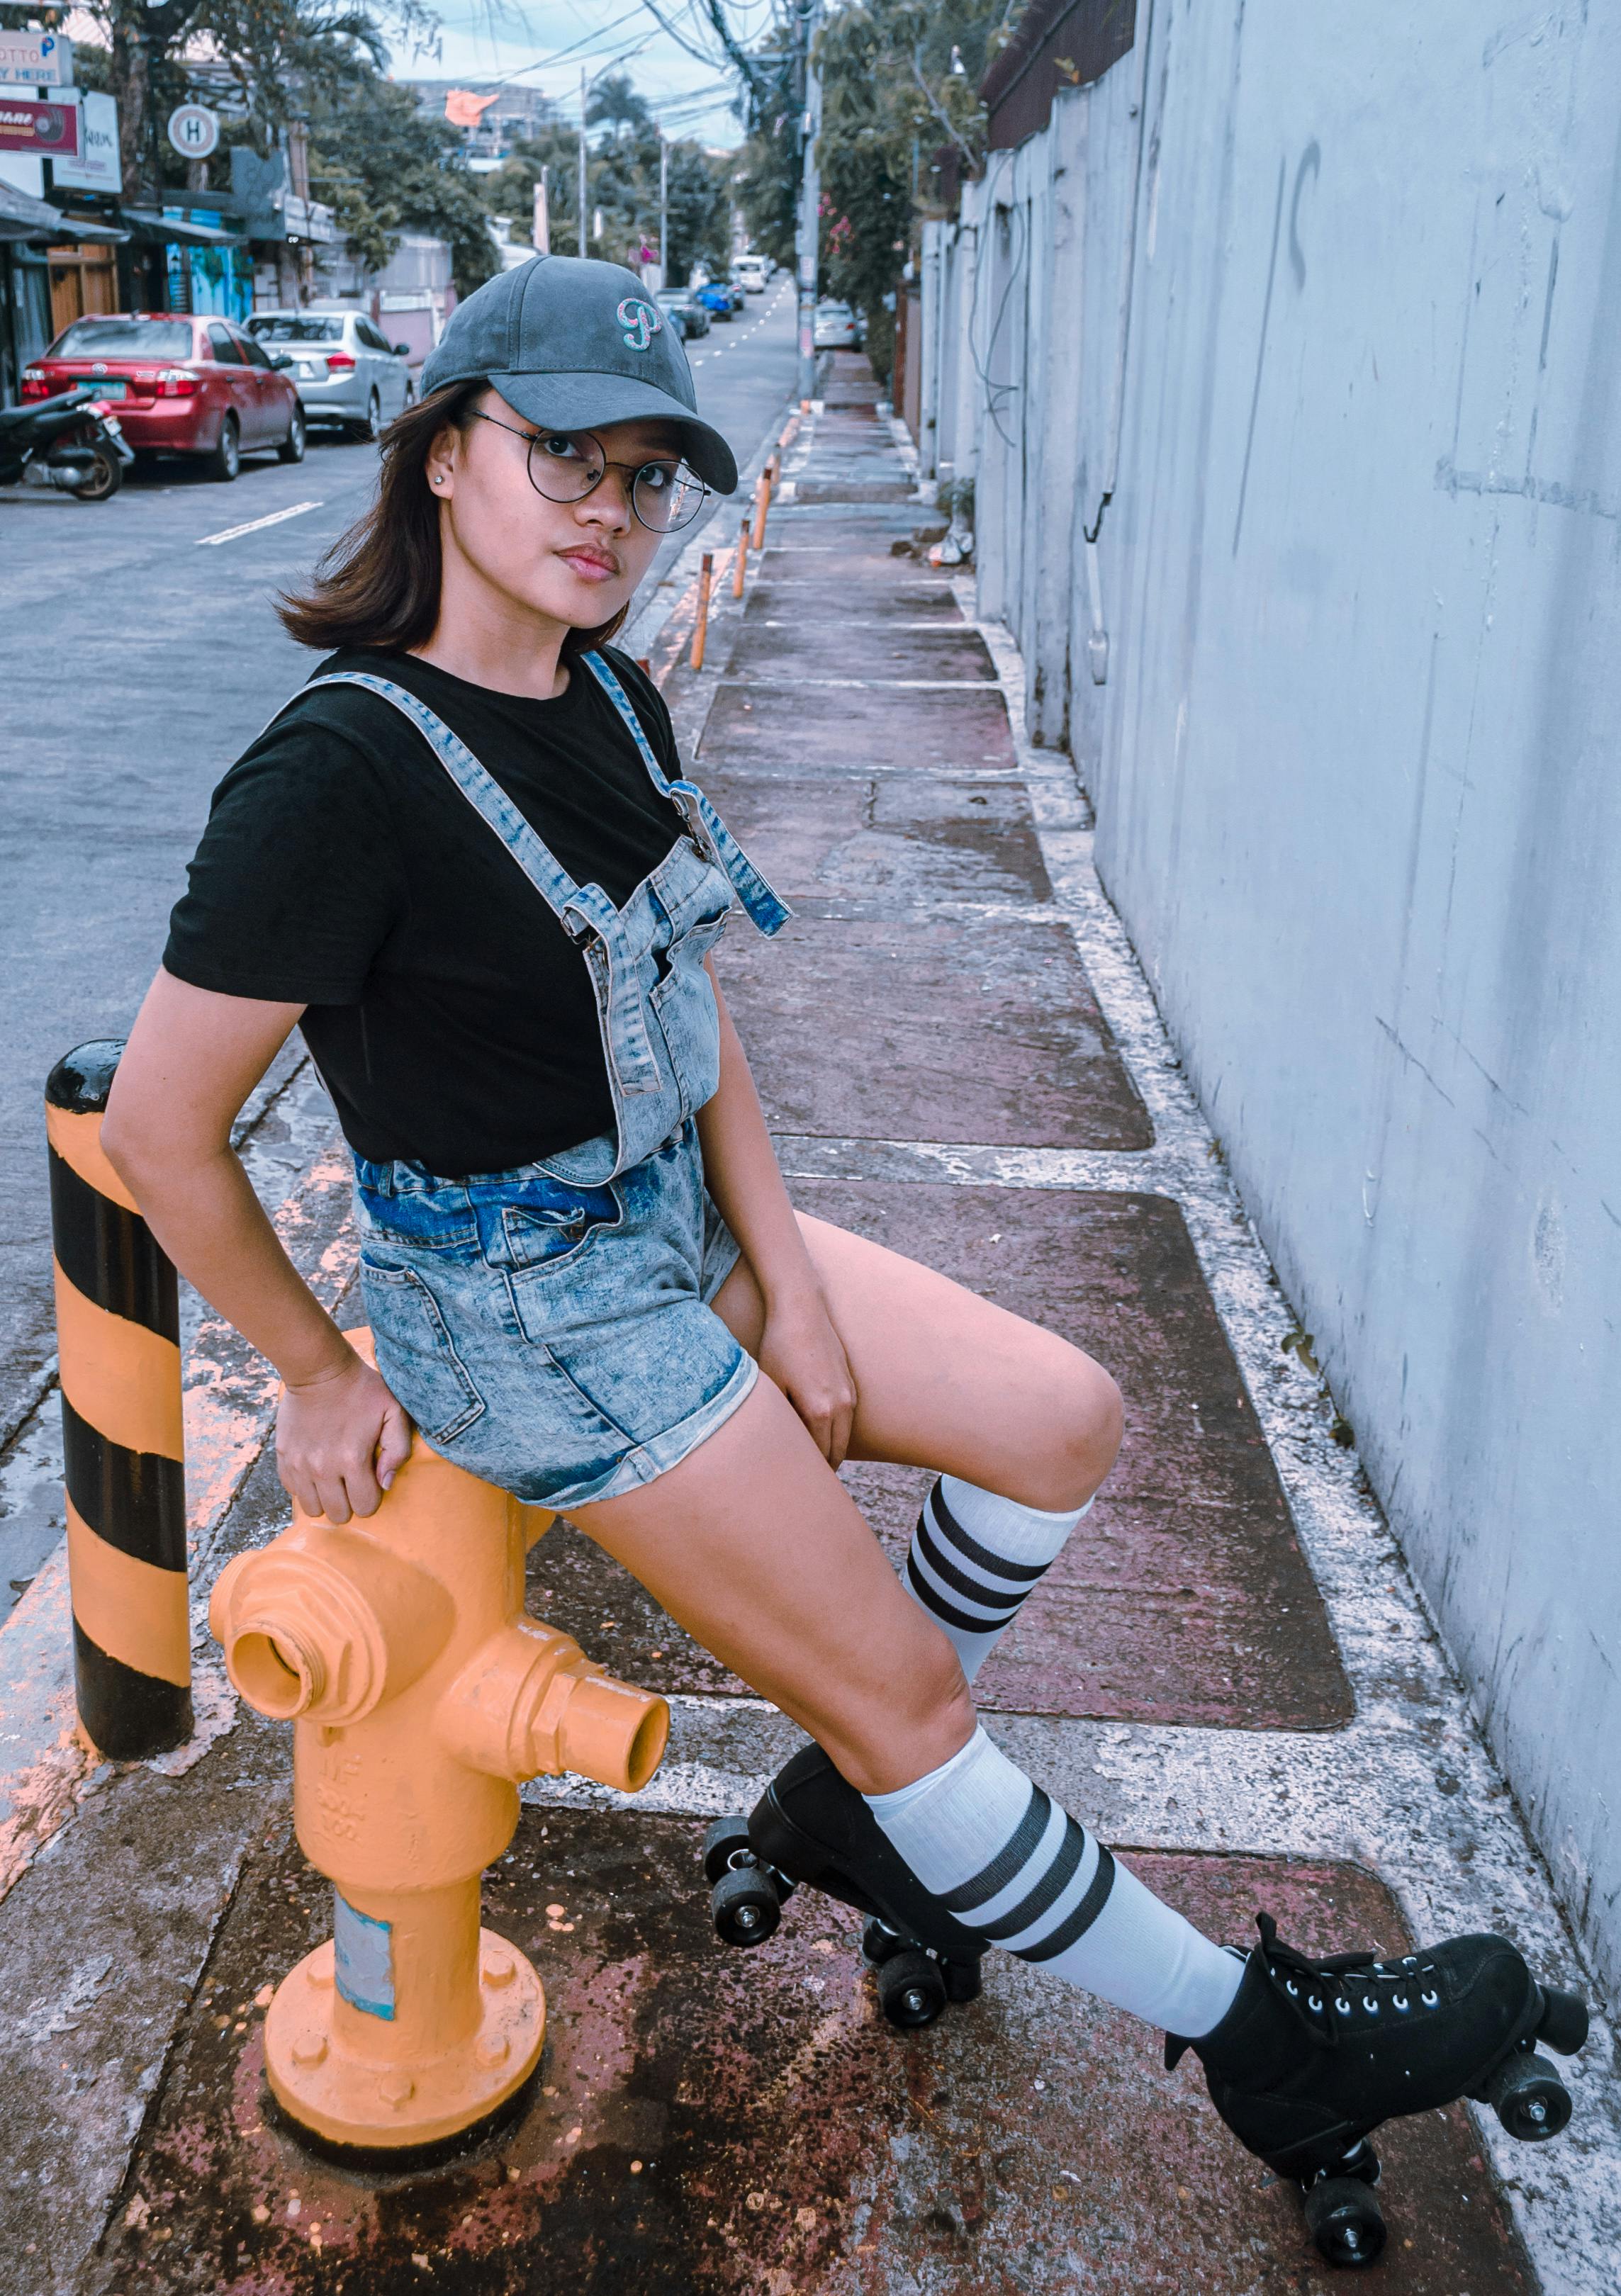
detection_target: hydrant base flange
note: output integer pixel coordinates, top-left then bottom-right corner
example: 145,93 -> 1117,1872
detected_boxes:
264,1934 -> 546,2153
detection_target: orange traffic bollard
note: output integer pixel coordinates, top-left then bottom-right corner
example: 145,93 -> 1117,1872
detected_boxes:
731,516 -> 748,600
211,1332 -> 668,2158
46,1039 -> 192,1759
751,468 -> 770,552
690,549 -> 714,671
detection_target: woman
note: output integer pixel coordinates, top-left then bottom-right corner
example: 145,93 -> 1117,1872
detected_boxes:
102,259 -> 1574,2230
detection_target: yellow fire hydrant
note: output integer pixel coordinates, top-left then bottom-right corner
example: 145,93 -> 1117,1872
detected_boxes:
210,1334 -> 668,2156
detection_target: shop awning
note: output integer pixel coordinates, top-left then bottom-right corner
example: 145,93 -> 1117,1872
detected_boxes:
0,179 -> 66,242
121,208 -> 247,248
48,213 -> 129,246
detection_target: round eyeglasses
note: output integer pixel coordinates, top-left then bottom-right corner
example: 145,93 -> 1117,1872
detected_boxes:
469,412 -> 710,534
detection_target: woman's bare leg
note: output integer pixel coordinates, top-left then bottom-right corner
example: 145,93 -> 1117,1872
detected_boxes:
568,1212 -> 1120,1794
712,1210 -> 1123,1509
567,1373 -> 975,1795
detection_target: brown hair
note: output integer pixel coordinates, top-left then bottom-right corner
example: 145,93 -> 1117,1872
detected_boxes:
278,381 -> 629,658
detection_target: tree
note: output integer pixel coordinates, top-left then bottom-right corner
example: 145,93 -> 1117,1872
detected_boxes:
486,91 -> 731,285
734,0 -> 1006,386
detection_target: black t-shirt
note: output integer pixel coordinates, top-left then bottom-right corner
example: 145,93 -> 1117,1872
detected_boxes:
163,645 -> 690,1176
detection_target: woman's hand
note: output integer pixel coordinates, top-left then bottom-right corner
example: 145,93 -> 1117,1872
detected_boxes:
756,1284 -> 859,1468
275,1349 -> 415,1524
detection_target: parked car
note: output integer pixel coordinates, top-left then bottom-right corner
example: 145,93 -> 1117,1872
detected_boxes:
247,307 -> 412,440
21,312 -> 303,480
735,255 -> 768,294
654,286 -> 711,341
695,282 -> 735,322
814,298 -> 864,350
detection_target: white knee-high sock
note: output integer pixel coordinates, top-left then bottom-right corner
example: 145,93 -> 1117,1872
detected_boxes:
904,1475 -> 1092,1682
864,1726 -> 1245,2038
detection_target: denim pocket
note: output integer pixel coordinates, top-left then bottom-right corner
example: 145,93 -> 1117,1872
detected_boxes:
360,1259 -> 486,1444
490,1178 -> 622,1275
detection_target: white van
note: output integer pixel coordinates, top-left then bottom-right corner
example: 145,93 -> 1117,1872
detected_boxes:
735,255 -> 768,294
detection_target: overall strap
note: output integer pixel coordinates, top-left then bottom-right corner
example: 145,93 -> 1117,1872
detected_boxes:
298,673 -> 619,945
581,651 -> 792,937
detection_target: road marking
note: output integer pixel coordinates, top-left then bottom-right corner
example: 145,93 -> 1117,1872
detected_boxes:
195,499 -> 322,546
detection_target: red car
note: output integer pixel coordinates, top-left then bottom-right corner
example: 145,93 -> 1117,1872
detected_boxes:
21,312 -> 305,480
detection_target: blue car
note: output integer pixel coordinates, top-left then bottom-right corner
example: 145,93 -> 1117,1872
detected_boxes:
695,282 -> 736,322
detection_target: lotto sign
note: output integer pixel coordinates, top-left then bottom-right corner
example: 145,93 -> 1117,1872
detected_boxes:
0,31 -> 73,85
0,98 -> 78,156
167,103 -> 219,160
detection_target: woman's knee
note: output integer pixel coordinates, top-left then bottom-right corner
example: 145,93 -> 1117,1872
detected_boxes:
1019,1349 -> 1123,1511
834,1623 -> 975,1796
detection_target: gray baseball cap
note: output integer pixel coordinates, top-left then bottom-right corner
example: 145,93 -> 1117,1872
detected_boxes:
420,255 -> 737,493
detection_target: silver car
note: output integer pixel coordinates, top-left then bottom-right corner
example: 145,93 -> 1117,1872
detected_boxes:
246,308 -> 413,439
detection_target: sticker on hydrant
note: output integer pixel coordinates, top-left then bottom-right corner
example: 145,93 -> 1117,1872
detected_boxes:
333,1892 -> 396,2020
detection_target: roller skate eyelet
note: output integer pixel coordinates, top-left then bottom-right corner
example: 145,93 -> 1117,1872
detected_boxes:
1421,1988 -> 1439,2006
1363,1996 -> 1380,2014
1286,1981 -> 1299,1997
1308,1994 -> 1323,2013
1336,1997 -> 1352,2015
1393,1995 -> 1410,2011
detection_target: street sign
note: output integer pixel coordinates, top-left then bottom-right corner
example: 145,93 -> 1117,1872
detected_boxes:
54,92 -> 120,194
167,103 -> 219,161
0,31 -> 73,86
0,96 -> 78,157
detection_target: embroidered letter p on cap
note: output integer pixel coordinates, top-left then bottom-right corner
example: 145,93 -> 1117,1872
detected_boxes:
420,256 -> 738,495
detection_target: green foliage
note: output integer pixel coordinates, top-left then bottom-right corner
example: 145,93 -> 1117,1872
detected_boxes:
485,106 -> 732,286
86,0 -> 495,294
735,0 -> 1009,386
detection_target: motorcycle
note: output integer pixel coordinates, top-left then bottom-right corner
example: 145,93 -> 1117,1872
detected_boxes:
0,385 -> 134,501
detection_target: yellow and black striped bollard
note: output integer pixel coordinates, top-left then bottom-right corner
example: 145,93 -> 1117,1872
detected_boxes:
45,1039 -> 192,1757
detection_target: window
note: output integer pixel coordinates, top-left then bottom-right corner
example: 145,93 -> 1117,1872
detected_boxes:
357,320 -> 391,353
246,314 -> 344,343
49,316 -> 192,360
207,322 -> 241,364
235,332 -> 271,368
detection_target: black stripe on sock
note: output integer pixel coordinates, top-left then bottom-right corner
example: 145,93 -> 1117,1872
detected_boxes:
929,1481 -> 1050,1583
912,1511 -> 1030,1614
61,1392 -> 187,1570
907,1553 -> 1024,1638
1017,1843 -> 1118,1964
977,1814 -> 1088,1943
941,1783 -> 1052,1915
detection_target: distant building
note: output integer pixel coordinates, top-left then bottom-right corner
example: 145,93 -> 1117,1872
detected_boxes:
403,81 -> 555,167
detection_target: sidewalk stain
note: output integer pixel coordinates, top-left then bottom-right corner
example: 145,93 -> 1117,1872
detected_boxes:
96,1813 -> 1532,2295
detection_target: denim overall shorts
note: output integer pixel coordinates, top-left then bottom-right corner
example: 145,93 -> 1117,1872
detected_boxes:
304,651 -> 792,1510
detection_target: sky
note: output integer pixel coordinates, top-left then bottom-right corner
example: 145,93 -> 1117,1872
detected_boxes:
396,0 -> 772,150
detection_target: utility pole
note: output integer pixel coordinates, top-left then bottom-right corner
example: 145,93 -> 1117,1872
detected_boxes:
659,130 -> 668,292
578,66 -> 589,259
795,0 -> 824,403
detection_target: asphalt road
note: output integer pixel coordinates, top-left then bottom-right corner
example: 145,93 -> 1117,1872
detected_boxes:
0,275 -> 799,1444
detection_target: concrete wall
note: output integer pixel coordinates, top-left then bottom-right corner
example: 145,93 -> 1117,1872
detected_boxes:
929,2 -> 1621,2003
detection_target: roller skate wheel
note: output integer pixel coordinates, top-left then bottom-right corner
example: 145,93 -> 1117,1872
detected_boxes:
1535,1983 -> 1590,2057
862,1917 -> 906,1966
876,1948 -> 947,2030
1479,2049 -> 1571,2142
1303,2174 -> 1387,2268
702,1814 -> 755,1885
710,1863 -> 782,1948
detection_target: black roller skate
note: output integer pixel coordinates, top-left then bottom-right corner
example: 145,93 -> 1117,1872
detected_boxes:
701,1744 -> 987,2030
1167,1912 -> 1589,2268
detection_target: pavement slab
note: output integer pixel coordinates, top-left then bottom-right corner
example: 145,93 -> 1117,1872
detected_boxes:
698,772 -> 1052,905
744,579 -> 965,622
94,1811 -> 1532,2296
714,916 -> 1152,1149
727,621 -> 995,682
525,1182 -> 1350,1733
701,681 -> 1019,773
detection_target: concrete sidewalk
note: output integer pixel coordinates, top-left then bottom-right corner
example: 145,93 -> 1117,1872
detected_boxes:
2,356 -> 1617,2295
